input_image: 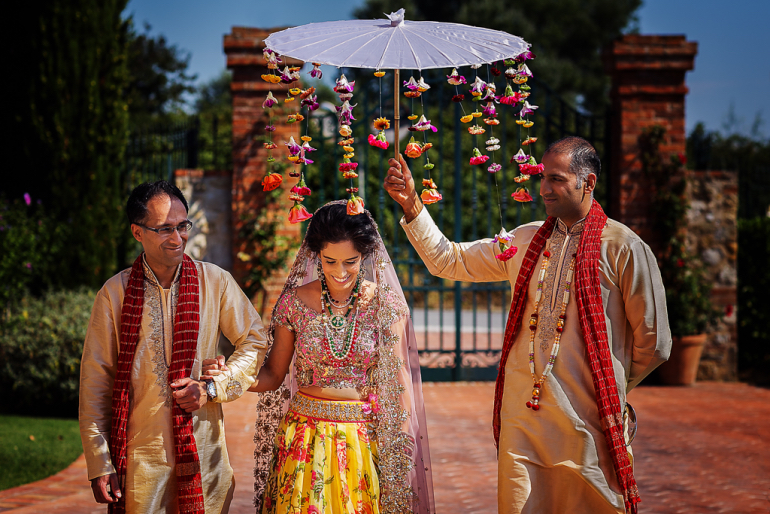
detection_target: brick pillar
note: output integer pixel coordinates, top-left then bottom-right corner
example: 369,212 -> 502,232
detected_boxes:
603,35 -> 697,246
225,27 -> 303,319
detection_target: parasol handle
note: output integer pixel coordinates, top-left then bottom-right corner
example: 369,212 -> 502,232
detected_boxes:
394,69 -> 400,161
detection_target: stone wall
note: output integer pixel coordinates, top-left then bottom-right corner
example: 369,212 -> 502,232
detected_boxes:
176,169 -> 234,271
687,170 -> 738,380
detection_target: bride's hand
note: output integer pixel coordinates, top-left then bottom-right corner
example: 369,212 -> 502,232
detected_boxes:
202,355 -> 228,377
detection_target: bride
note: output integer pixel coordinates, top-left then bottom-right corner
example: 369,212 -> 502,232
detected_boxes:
203,202 -> 434,514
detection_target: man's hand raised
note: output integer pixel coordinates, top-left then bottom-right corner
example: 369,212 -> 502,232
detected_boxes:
384,154 -> 423,223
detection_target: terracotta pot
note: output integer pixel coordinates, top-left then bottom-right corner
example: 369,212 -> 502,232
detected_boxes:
658,333 -> 708,385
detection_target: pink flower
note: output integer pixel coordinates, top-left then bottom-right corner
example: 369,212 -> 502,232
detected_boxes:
469,147 -> 489,166
512,188 -> 533,202
495,246 -> 519,261
469,76 -> 487,97
421,188 -> 443,204
288,202 -> 313,224
339,160 -> 359,172
291,185 -> 312,196
488,163 -> 501,173
446,68 -> 466,86
23,193 -> 31,206
482,102 -> 497,118
347,195 -> 365,215
514,49 -> 536,63
497,85 -> 522,105
368,133 -> 389,149
334,74 -> 355,94
309,63 -> 323,79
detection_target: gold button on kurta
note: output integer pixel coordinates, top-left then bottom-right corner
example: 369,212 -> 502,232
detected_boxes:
401,209 -> 671,514
79,259 -> 268,514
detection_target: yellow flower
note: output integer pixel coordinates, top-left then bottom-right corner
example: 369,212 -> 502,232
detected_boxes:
285,96 -> 295,102
408,114 -> 418,121
339,138 -> 354,145
460,114 -> 473,123
373,117 -> 390,130
471,111 -> 482,118
523,121 -> 534,128
374,71 -> 386,77
339,125 -> 352,137
343,146 -> 355,153
288,155 -> 299,162
301,136 -> 312,142
289,88 -> 301,96
515,119 -> 526,125
344,152 -> 355,159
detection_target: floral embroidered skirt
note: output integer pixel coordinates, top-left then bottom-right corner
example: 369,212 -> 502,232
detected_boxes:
262,392 -> 380,514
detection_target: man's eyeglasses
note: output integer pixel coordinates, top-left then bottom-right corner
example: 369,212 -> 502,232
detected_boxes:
137,220 -> 193,236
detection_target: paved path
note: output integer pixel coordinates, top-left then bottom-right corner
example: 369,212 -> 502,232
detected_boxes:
2,382 -> 769,513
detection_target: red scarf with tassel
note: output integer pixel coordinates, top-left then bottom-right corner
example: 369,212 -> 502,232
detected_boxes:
492,200 -> 640,513
109,254 -> 205,514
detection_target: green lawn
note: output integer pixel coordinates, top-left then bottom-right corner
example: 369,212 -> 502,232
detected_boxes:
0,415 -> 83,491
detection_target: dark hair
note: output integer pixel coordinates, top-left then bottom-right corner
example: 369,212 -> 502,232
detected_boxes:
126,180 -> 189,225
543,136 -> 601,187
305,203 -> 379,256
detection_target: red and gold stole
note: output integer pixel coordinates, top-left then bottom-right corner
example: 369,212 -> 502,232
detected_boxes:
109,254 -> 204,514
492,200 -> 640,513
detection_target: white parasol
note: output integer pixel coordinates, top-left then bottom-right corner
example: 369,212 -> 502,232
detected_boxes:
265,8 -> 530,157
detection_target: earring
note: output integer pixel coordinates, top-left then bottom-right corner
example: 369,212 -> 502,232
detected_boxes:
316,258 -> 324,282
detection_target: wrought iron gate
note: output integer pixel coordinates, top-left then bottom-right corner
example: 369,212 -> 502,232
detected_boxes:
301,70 -> 609,380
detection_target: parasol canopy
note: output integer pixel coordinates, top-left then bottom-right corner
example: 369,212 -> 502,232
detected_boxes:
264,8 -> 529,70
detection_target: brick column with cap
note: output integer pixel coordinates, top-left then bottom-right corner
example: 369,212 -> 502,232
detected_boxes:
225,27 -> 303,319
603,35 -> 698,247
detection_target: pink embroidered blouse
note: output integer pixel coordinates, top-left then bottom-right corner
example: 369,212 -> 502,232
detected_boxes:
272,288 -> 408,389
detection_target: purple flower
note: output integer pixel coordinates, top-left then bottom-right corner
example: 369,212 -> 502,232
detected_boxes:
265,125 -> 276,132
413,115 -> 437,133
25,262 -> 32,269
482,101 -> 497,118
335,100 -> 357,125
262,92 -> 277,109
447,68 -> 466,86
284,136 -> 301,156
517,64 -> 533,78
514,50 -> 536,63
301,94 -> 319,111
469,76 -> 487,97
309,63 -> 323,79
513,149 -> 529,163
23,193 -> 31,206
519,101 -> 538,116
333,74 -> 355,94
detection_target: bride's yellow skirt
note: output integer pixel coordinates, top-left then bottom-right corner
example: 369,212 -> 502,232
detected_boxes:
262,392 -> 380,514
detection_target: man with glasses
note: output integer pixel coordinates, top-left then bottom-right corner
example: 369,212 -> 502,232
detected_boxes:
79,180 -> 268,513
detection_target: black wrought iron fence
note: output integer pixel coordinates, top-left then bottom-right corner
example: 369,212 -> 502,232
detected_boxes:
297,69 -> 609,380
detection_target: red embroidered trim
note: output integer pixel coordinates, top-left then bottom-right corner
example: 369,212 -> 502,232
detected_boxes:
109,254 -> 204,514
492,200 -> 640,513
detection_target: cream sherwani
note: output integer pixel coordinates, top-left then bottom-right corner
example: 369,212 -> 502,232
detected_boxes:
79,258 -> 268,514
401,208 -> 671,514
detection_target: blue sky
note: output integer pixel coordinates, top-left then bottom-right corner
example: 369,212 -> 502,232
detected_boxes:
124,0 -> 769,138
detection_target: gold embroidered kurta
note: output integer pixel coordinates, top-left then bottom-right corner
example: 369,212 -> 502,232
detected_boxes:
401,209 -> 671,514
79,259 -> 268,514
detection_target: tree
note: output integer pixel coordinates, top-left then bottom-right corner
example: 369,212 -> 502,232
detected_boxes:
125,21 -> 197,129
4,0 -> 131,291
354,0 -> 641,111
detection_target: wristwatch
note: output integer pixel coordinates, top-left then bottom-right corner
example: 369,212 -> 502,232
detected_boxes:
204,379 -> 217,401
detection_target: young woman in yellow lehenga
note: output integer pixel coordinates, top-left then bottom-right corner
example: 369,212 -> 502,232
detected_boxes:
204,202 -> 434,514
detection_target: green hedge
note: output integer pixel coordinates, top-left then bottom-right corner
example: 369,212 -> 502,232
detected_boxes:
0,289 -> 95,417
738,217 -> 770,384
